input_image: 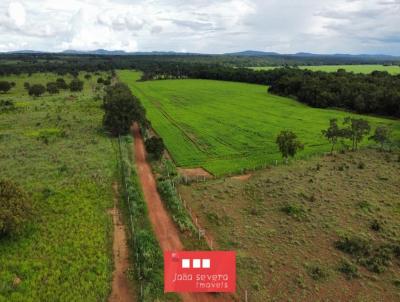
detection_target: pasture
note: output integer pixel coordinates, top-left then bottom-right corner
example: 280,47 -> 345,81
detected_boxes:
0,72 -> 115,301
179,149 -> 400,301
250,65 -> 400,74
118,70 -> 400,176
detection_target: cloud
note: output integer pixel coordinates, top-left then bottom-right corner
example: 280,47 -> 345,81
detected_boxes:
0,0 -> 399,55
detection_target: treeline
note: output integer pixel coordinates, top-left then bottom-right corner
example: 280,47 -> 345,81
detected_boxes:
2,54 -> 400,117
268,69 -> 400,118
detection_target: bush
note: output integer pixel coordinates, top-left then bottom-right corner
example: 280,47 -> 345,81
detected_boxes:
0,179 -> 32,237
0,81 -> 12,93
46,82 -> 59,94
145,137 -> 165,160
0,100 -> 16,113
306,263 -> 329,281
69,79 -> 84,92
370,219 -> 382,232
338,259 -> 359,280
56,78 -> 68,89
335,236 -> 396,273
281,203 -> 307,221
29,84 -> 46,97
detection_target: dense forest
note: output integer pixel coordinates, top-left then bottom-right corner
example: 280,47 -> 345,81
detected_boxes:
1,54 -> 399,117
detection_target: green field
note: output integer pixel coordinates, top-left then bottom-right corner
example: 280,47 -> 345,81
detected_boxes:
0,73 -> 116,301
250,65 -> 400,74
118,70 -> 400,176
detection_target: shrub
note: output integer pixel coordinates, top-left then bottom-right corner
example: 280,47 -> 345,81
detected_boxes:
0,81 -> 12,93
357,161 -> 365,169
306,263 -> 329,281
281,203 -> 307,221
69,79 -> 84,92
0,179 -> 32,237
29,84 -> 46,97
370,219 -> 382,232
335,236 -> 396,273
338,259 -> 359,280
145,137 -> 165,160
0,100 -> 16,113
56,78 -> 68,89
46,82 -> 59,94
23,82 -> 30,90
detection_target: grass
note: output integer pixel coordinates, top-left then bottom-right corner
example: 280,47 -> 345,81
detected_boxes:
178,149 -> 400,301
0,72 -> 116,301
250,65 -> 400,74
118,70 -> 400,176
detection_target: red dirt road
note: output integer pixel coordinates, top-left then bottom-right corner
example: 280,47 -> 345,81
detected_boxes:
132,123 -> 233,302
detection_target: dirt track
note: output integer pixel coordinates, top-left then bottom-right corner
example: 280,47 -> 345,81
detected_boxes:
132,123 -> 232,302
108,183 -> 135,302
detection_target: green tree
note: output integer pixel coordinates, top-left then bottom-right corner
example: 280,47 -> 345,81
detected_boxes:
369,126 -> 392,151
24,82 -> 30,91
0,179 -> 32,237
0,81 -> 11,93
276,130 -> 304,161
145,137 -> 165,160
56,78 -> 68,89
322,118 -> 344,154
102,83 -> 147,136
28,84 -> 46,97
46,82 -> 60,94
343,117 -> 371,151
69,79 -> 84,92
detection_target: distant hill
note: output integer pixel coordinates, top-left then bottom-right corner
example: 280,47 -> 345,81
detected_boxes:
225,50 -> 400,61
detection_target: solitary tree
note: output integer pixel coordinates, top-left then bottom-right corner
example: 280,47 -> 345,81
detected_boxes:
24,82 -> 30,91
276,130 -> 304,162
369,126 -> 392,151
145,137 -> 165,160
322,118 -> 343,154
0,81 -> 11,93
28,84 -> 46,97
343,117 -> 371,151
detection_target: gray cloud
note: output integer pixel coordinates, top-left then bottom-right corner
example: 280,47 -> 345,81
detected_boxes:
0,0 -> 399,55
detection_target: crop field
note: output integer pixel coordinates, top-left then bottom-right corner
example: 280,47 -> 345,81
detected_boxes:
250,65 -> 400,74
118,70 -> 400,176
0,73 -> 116,301
179,150 -> 400,301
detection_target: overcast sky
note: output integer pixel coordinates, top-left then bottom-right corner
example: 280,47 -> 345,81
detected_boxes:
0,0 -> 399,55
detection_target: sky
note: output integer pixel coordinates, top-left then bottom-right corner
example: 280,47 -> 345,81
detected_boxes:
0,0 -> 399,55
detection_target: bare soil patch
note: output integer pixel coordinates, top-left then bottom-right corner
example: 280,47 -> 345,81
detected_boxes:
231,174 -> 252,181
178,167 -> 213,179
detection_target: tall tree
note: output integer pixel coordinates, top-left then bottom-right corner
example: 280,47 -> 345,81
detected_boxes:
276,130 -> 304,162
343,117 -> 371,151
369,126 -> 392,151
322,118 -> 344,154
102,83 -> 147,136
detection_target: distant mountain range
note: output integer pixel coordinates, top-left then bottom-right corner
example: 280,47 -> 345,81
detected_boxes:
2,49 -> 400,60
